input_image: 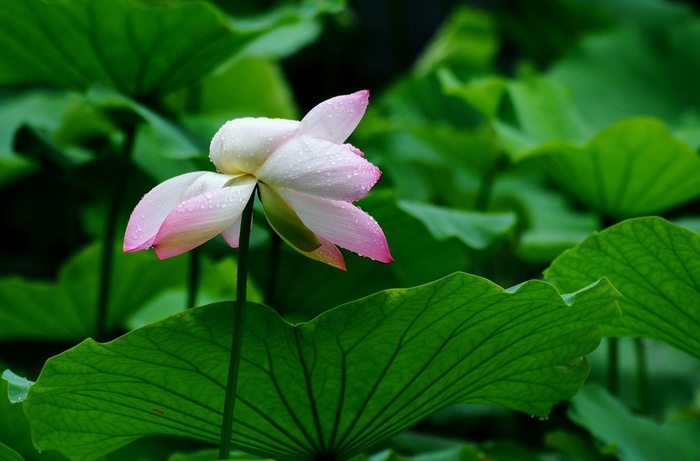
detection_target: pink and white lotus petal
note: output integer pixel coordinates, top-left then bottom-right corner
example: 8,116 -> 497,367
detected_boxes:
151,177 -> 257,259
210,118 -> 299,174
258,136 -> 380,201
299,90 -> 369,144
124,172 -> 234,252
277,188 -> 393,263
298,236 -> 346,271
221,216 -> 244,248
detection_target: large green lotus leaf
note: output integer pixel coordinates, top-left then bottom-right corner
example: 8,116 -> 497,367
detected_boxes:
569,385 -> 700,461
545,217 -> 700,359
24,273 -> 619,460
0,0 -> 316,97
528,117 -> 700,218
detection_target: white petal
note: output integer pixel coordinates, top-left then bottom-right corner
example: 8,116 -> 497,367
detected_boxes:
209,118 -> 299,175
299,90 -> 369,144
221,215 -> 244,248
276,188 -> 392,263
124,172 -> 234,252
257,135 -> 380,201
152,177 -> 257,259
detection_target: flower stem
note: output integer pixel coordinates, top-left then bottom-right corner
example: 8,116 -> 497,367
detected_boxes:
218,191 -> 256,459
187,247 -> 201,309
96,121 -> 137,341
606,337 -> 619,396
634,338 -> 651,414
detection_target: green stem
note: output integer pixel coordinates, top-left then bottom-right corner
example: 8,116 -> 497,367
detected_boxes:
96,121 -> 137,341
606,337 -> 619,396
634,338 -> 651,414
187,247 -> 201,309
265,232 -> 282,313
218,191 -> 256,459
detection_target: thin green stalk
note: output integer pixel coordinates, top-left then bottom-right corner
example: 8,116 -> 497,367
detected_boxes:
265,232 -> 282,313
96,122 -> 137,341
218,191 -> 256,459
187,247 -> 201,309
634,338 -> 651,414
606,337 -> 619,396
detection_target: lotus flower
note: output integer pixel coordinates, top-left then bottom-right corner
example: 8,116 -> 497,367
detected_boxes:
123,90 -> 392,270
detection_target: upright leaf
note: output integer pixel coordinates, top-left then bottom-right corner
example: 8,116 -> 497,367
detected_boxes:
24,273 -> 619,460
528,118 -> 700,218
495,76 -> 592,159
398,201 -> 516,250
546,217 -> 700,359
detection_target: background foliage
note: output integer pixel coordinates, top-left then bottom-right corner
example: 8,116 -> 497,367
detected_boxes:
1,0 -> 699,460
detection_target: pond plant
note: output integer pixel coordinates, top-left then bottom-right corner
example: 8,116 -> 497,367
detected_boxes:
1,1 -> 698,461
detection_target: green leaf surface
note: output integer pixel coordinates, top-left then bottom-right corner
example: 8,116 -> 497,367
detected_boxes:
86,86 -> 201,160
550,24 -> 700,130
0,442 -> 24,461
0,0 -> 308,97
528,117 -> 700,218
250,191 -> 470,319
0,243 -> 256,342
439,70 -> 508,119
495,76 -> 592,160
0,377 -> 64,461
414,5 -> 498,76
1,370 -> 33,404
398,201 -> 516,250
491,173 -> 600,264
0,89 -> 79,186
569,384 -> 700,461
24,273 -> 618,460
545,217 -> 700,359
167,56 -> 298,120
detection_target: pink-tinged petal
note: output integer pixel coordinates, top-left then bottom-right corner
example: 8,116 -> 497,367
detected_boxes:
210,118 -> 299,175
299,90 -> 369,144
151,178 -> 257,259
298,236 -> 346,270
257,135 -> 381,201
345,143 -> 364,156
276,188 -> 393,263
124,172 -> 233,252
221,215 -> 244,248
